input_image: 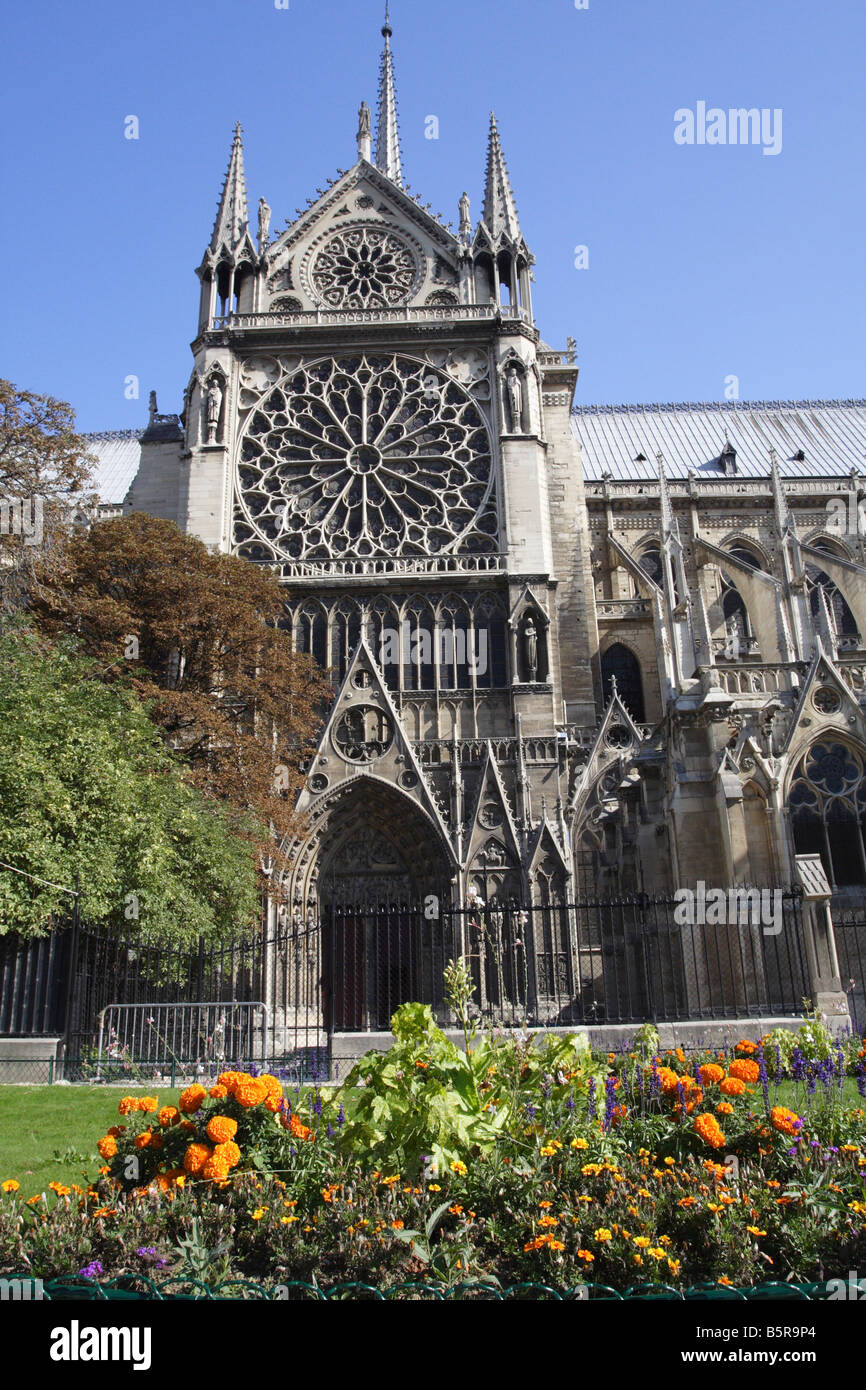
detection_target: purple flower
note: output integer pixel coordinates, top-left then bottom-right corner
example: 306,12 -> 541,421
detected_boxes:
587,1080 -> 597,1122
78,1261 -> 103,1279
337,1104 -> 345,1128
603,1074 -> 617,1132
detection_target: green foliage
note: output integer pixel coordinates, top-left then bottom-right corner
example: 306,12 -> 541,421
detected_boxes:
328,1002 -> 604,1177
0,626 -> 259,940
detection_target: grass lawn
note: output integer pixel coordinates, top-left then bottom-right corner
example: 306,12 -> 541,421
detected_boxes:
0,1087 -> 181,1197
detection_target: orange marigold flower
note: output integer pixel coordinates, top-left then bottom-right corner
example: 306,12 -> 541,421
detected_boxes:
158,1107 -> 179,1128
138,1096 -> 159,1113
728,1059 -> 760,1084
202,1156 -> 231,1182
134,1131 -> 153,1149
118,1097 -> 140,1116
183,1143 -> 212,1175
735,1040 -> 758,1055
770,1105 -> 802,1137
214,1140 -> 240,1169
106,1125 -> 126,1138
235,1078 -> 269,1109
179,1084 -> 207,1114
2,1180 -> 20,1193
265,1094 -> 283,1113
206,1116 -> 238,1145
180,1120 -> 196,1133
287,1113 -> 313,1142
720,1076 -> 746,1097
259,1073 -> 282,1098
716,1102 -> 735,1116
209,1085 -> 229,1100
698,1064 -> 725,1086
693,1113 -> 726,1150
97,1135 -> 117,1161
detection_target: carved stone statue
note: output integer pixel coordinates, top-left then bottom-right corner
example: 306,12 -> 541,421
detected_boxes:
257,196 -> 271,248
458,191 -> 471,241
205,376 -> 223,445
566,336 -> 577,363
357,101 -> 372,160
506,367 -> 524,432
524,617 -> 538,681
148,389 -> 158,424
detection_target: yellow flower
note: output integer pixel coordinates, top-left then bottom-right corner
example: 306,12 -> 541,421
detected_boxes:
581,1163 -> 603,1176
450,1160 -> 467,1175
576,1250 -> 594,1263
281,1215 -> 299,1224
648,1247 -> 666,1260
251,1207 -> 266,1220
594,1228 -> 613,1243
540,1145 -> 556,1157
633,1236 -> 650,1248
570,1138 -> 589,1150
1,1180 -> 20,1193
428,1184 -> 441,1192
746,1226 -> 767,1237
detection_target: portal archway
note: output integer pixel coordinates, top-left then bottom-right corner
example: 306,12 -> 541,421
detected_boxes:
291,778 -> 454,1031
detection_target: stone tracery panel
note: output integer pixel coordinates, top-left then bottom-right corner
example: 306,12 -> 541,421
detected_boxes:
234,353 -> 498,563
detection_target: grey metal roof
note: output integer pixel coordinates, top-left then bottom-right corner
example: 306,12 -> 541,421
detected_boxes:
84,431 -> 142,505
571,400 -> 866,482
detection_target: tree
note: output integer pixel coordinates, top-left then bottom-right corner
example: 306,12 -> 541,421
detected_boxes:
0,627 -> 260,940
0,380 -> 97,611
30,512 -> 331,874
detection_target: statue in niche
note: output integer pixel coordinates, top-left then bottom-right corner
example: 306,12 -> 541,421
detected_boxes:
257,197 -> 271,248
524,617 -> 538,682
205,376 -> 224,445
458,191 -> 471,241
506,367 -> 524,433
358,101 -> 371,140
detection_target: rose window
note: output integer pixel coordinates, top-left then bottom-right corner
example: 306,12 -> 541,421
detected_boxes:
234,354 -> 498,561
310,228 -> 418,310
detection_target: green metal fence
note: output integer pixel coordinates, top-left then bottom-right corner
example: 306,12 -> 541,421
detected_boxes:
3,1274 -> 863,1301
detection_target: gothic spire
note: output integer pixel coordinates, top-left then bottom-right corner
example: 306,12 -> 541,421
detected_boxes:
374,5 -> 403,184
210,122 -> 250,254
481,112 -> 523,246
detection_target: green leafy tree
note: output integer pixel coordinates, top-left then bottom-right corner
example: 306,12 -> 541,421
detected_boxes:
0,627 -> 259,940
0,380 -> 97,611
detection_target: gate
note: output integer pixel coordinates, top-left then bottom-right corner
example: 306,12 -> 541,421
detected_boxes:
831,906 -> 866,1034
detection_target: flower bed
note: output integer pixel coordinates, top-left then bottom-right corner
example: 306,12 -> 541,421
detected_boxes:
2,987 -> 866,1294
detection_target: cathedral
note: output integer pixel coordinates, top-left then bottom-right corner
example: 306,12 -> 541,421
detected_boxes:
88,14 -> 866,949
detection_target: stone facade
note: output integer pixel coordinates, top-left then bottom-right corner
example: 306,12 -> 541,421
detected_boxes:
112,17 -> 866,942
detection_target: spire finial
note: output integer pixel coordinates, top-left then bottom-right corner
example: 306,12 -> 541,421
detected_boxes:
481,111 -> 523,246
375,3 -> 402,182
210,123 -> 250,254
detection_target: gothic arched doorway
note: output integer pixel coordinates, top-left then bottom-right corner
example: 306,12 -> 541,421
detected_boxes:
310,779 -> 453,1031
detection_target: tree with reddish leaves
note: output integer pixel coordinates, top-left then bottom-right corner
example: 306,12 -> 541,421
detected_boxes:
30,512 -> 331,877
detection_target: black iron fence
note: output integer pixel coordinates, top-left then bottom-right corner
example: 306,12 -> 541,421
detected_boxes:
831,906 -> 866,1035
0,889 -> 822,1080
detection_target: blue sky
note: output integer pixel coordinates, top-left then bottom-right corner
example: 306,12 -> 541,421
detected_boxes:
2,0 -> 864,431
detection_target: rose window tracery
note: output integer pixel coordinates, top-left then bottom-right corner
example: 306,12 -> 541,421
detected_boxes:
234,354 -> 498,561
310,228 -> 419,309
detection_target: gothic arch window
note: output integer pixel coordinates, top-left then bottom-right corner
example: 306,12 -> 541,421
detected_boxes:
806,545 -> 859,643
720,546 -> 761,656
403,599 -> 436,691
439,597 -> 472,689
474,593 -> 508,689
788,741 -> 866,888
297,602 -> 328,670
331,600 -> 362,684
600,643 -> 645,722
635,544 -> 663,593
